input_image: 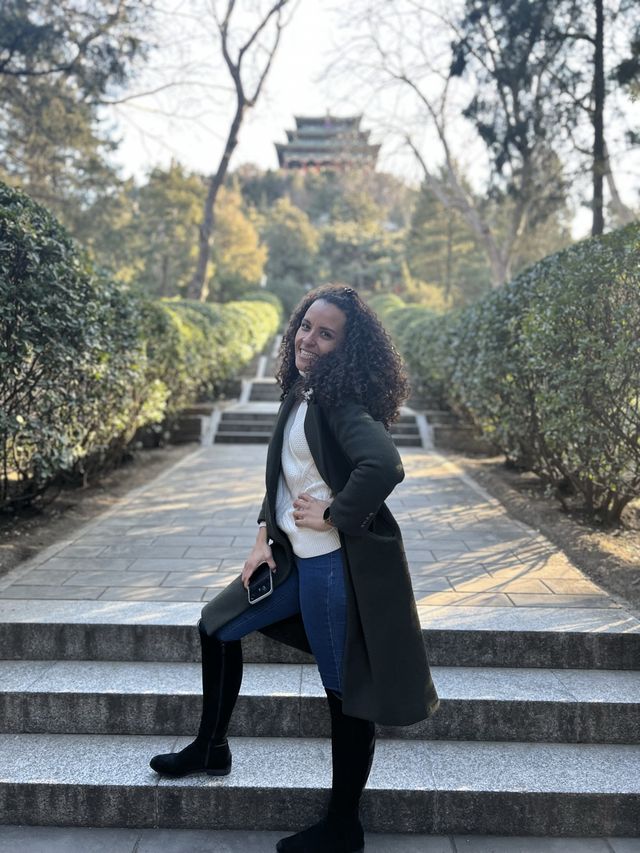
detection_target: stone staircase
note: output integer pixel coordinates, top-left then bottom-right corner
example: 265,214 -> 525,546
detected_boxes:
214,380 -> 422,447
1,604 -> 638,835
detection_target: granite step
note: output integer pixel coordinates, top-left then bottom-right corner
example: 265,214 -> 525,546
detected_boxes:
1,660 -> 638,744
0,599 -> 640,670
220,411 -> 277,421
217,421 -> 277,432
0,733 -> 637,835
214,431 -> 273,444
249,385 -> 281,402
1,602 -> 638,669
392,435 -> 422,447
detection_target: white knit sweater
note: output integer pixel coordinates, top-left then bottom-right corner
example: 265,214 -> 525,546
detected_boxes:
275,400 -> 341,558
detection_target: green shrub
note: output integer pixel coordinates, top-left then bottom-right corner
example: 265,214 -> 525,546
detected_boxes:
377,223 -> 640,522
237,288 -> 283,319
0,183 -> 280,508
0,183 -> 159,505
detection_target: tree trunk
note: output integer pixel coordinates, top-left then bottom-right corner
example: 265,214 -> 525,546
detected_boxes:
592,0 -> 605,236
187,105 -> 245,301
604,141 -> 636,226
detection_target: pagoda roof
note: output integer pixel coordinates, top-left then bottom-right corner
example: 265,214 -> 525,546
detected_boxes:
276,114 -> 379,170
294,115 -> 362,128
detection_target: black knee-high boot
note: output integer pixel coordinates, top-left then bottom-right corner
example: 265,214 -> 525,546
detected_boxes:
149,620 -> 243,777
276,689 -> 376,853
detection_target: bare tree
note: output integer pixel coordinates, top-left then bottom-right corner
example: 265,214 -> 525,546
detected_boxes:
331,1 -> 569,287
187,0 -> 295,301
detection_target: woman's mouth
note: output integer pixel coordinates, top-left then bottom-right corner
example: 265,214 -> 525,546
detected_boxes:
297,348 -> 317,362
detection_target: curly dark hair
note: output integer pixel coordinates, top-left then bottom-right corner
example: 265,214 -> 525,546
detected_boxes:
275,284 -> 410,427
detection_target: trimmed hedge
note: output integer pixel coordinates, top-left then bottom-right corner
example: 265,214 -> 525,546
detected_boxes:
0,183 -> 279,509
375,223 -> 640,523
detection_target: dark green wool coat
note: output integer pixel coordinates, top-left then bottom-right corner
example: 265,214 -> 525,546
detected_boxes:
201,391 -> 440,726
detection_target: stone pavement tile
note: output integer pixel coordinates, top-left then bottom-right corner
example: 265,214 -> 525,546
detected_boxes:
203,578 -> 243,598
487,565 -> 587,580
541,578 -> 607,595
447,520 -> 532,534
151,535 -> 236,548
0,826 -> 141,853
232,535 -> 263,548
417,603 -> 640,633
200,524 -> 262,535
164,571 -> 225,587
120,524 -> 193,537
38,557 -> 136,572
449,578 -> 551,594
0,585 -> 106,600
98,587 -> 206,602
408,560 -> 490,578
75,535 -> 156,548
411,577 -> 454,593
127,558 -> 222,572
62,570 -> 169,587
508,593 -> 621,608
430,549 -> 475,560
453,837 -> 612,852
220,558 -> 251,571
413,591 -> 514,607
96,544 -> 188,559
52,544 -> 107,558
469,553 -> 528,571
514,549 -> 576,570
136,829 -> 283,853
418,534 -> 477,544
184,546 -> 245,559
461,540 -> 534,557
609,840 -> 640,853
387,526 -> 423,539
15,569 -> 77,585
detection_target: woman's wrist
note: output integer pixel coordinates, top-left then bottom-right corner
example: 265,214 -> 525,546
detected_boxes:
322,505 -> 335,528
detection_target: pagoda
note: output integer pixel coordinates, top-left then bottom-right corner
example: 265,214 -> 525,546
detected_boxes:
275,114 -> 379,170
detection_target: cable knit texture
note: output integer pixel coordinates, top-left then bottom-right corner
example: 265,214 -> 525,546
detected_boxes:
275,401 -> 341,558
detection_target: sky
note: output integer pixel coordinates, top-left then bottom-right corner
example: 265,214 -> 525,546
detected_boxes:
112,3 -> 355,180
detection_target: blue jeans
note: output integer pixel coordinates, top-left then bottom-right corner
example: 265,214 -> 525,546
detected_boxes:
216,547 -> 347,693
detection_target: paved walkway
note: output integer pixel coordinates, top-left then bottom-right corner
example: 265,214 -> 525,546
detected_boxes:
0,443 -> 623,613
0,826 -> 637,853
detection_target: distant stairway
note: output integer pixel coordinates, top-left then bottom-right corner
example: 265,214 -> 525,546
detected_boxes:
215,381 -> 422,447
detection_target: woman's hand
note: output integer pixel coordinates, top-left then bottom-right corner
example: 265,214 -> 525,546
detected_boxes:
292,493 -> 333,531
241,531 -> 276,590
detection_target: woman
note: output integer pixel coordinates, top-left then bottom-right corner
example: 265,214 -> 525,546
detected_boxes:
150,284 -> 439,853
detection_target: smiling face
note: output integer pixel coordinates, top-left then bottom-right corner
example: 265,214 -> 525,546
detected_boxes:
294,298 -> 347,373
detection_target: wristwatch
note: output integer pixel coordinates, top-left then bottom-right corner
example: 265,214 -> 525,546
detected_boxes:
323,506 -> 335,528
